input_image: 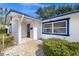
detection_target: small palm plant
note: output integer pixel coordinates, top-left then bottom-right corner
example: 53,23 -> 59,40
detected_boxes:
0,8 -> 9,49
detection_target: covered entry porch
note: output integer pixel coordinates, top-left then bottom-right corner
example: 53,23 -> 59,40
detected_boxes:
20,17 -> 34,43
17,15 -> 41,44
7,11 -> 41,44
20,16 -> 40,43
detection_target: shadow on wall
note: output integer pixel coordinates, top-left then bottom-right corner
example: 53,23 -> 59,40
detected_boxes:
35,43 -> 44,56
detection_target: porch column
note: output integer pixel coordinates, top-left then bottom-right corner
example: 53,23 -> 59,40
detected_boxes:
17,15 -> 24,44
18,20 -> 22,44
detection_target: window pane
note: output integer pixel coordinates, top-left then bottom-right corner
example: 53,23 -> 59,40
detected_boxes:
44,29 -> 52,33
43,24 -> 52,29
54,21 -> 66,27
54,28 -> 66,33
53,20 -> 67,34
43,23 -> 52,33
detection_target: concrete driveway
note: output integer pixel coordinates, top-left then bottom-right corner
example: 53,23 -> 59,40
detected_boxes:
2,40 -> 44,56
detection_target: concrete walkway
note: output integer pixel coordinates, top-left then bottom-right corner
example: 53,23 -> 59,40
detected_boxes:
2,40 -> 44,56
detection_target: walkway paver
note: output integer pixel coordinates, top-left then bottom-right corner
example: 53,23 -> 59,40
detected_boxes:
2,40 -> 44,56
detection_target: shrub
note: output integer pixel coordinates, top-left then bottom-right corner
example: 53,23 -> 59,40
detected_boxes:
0,34 -> 15,48
43,38 -> 79,56
0,28 -> 7,34
4,36 -> 15,48
67,42 -> 79,56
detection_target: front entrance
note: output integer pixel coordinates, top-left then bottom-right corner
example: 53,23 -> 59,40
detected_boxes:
27,24 -> 30,38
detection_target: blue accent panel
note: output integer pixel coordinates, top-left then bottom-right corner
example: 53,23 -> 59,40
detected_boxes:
9,23 -> 12,33
42,18 -> 70,36
30,28 -> 33,30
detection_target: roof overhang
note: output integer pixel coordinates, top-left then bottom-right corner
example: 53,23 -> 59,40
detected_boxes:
6,9 -> 41,25
6,9 -> 40,20
6,9 -> 79,22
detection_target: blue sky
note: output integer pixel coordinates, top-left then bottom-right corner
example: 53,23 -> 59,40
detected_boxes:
0,3 -> 77,18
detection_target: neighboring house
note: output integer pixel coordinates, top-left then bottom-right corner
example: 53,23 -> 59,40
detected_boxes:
6,9 -> 79,44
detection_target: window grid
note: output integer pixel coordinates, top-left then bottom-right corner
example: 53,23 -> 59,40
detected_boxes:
43,23 -> 52,33
42,18 -> 69,36
53,20 -> 67,34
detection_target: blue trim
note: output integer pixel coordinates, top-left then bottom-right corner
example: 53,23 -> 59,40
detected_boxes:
67,18 -> 70,36
42,18 -> 70,24
5,10 -> 12,24
6,9 -> 12,17
6,9 -> 79,21
43,10 -> 79,20
6,9 -> 39,20
42,18 -> 70,36
42,33 -> 69,36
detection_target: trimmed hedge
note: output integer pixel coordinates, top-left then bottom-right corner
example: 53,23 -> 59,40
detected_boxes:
43,38 -> 79,56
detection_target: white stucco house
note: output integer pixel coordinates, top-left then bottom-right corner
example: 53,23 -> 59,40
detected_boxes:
6,9 -> 79,44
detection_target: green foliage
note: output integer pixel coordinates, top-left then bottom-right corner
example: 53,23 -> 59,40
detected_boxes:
74,4 -> 79,10
43,38 -> 79,56
0,8 -> 9,25
36,6 -> 56,19
0,34 -> 15,51
67,42 -> 79,56
0,17 -> 3,24
36,4 -> 79,20
56,5 -> 73,15
4,36 -> 14,48
36,7 -> 45,19
0,28 -> 7,34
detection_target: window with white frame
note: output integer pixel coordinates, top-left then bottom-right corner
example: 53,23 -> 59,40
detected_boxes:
53,20 -> 67,34
42,18 -> 69,36
43,23 -> 52,33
